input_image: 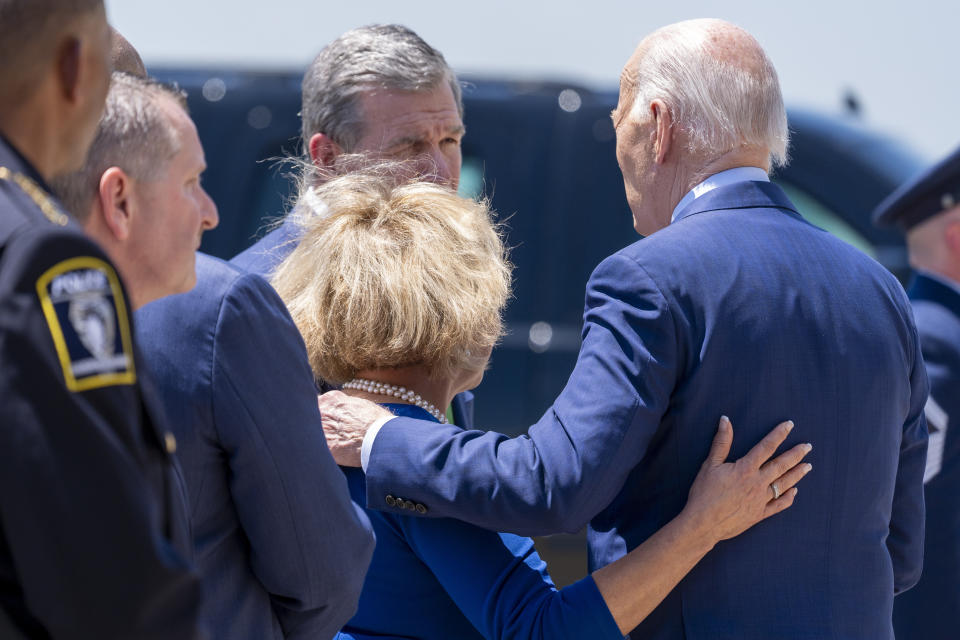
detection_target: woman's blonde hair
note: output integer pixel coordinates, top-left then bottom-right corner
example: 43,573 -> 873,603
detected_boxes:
272,169 -> 511,384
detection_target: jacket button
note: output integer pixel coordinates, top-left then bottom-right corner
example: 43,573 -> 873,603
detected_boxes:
403,500 -> 415,511
164,432 -> 177,454
385,495 -> 397,507
415,503 -> 427,514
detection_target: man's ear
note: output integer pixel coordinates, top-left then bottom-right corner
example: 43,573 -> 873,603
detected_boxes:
308,133 -> 343,169
651,99 -> 673,165
97,167 -> 134,241
56,36 -> 83,103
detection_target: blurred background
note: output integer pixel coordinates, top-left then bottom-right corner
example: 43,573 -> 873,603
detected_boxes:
110,0 -> 956,159
110,0 -> 955,585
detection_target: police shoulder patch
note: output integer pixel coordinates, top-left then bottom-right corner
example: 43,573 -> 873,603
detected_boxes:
35,256 -> 136,391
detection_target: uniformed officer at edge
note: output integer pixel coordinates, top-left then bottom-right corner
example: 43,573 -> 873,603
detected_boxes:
874,145 -> 960,640
0,1 -> 203,637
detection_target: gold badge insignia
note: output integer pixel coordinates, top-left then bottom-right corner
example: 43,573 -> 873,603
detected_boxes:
36,257 -> 136,391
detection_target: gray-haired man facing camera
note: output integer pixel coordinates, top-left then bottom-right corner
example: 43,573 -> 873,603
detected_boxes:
233,25 -> 465,271
232,24 -> 476,424
297,24 -> 463,184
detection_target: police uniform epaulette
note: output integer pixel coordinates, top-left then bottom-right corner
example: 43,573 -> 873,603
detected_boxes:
873,145 -> 960,232
0,167 -> 68,226
0,175 -> 37,245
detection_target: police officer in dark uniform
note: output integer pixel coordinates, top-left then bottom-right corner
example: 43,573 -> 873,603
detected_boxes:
875,145 -> 960,640
0,1 -> 203,637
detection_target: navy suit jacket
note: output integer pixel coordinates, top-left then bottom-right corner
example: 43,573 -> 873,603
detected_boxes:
362,181 -> 929,639
893,273 -> 960,640
232,218 -> 475,425
137,254 -> 374,640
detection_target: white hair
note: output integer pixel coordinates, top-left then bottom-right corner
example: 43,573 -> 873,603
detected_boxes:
629,19 -> 789,168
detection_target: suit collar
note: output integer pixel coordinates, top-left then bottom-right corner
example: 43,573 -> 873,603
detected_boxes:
671,167 -> 770,223
673,180 -> 801,225
909,272 -> 960,318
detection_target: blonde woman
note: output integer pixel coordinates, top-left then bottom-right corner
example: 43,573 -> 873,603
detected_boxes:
272,171 -> 811,639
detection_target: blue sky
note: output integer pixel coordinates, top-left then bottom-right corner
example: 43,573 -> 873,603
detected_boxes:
109,0 -> 957,163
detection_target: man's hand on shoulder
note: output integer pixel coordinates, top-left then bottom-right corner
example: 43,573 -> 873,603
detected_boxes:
318,390 -> 394,467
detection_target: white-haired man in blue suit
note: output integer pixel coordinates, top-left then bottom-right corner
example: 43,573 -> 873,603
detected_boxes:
320,18 -> 929,639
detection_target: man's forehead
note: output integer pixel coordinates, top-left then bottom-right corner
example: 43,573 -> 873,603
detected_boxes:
356,86 -> 462,138
381,116 -> 465,141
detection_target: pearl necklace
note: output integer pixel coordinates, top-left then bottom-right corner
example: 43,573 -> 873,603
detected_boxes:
342,378 -> 448,424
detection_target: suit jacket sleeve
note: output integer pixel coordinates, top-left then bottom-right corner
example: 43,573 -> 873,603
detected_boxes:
0,229 -> 203,639
365,252 -> 679,535
211,273 -> 374,639
888,311 -> 929,594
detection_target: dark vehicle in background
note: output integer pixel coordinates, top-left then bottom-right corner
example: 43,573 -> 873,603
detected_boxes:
153,68 -> 925,583
153,68 -> 923,430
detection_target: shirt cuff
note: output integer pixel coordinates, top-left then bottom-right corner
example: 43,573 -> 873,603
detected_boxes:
360,416 -> 392,471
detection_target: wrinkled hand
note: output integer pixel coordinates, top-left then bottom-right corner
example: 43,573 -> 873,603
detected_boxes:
684,417 -> 812,547
318,390 -> 394,467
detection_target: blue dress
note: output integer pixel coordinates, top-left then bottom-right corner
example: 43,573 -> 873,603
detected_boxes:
338,404 -> 622,640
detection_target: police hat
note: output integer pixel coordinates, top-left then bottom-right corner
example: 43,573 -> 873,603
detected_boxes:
873,145 -> 960,232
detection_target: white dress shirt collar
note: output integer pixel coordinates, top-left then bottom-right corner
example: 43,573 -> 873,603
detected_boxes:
296,186 -> 329,219
671,166 -> 770,224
